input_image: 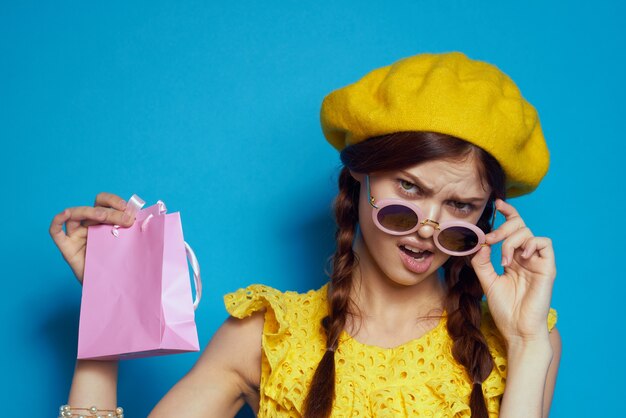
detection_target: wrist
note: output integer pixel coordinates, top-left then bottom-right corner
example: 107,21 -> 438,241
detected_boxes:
506,337 -> 553,362
69,360 -> 119,407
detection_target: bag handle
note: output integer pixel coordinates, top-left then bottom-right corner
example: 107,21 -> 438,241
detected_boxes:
184,242 -> 202,310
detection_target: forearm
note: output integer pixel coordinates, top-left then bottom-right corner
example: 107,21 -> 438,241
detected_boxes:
67,360 -> 119,408
499,339 -> 553,418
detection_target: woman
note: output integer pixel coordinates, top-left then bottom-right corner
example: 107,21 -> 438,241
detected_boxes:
50,52 -> 560,418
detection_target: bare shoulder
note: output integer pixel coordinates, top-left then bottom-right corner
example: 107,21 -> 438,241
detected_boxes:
548,325 -> 562,373
149,312 -> 264,418
549,326 -> 562,352
202,312 -> 264,390
547,326 -> 562,391
543,326 -> 561,418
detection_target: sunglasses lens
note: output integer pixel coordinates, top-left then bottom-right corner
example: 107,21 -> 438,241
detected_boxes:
438,226 -> 479,252
377,205 -> 419,232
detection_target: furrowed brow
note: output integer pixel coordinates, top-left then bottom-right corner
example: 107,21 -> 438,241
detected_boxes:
449,195 -> 487,204
399,171 -> 434,195
399,170 -> 487,203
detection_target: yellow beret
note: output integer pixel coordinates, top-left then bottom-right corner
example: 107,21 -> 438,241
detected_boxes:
320,52 -> 549,198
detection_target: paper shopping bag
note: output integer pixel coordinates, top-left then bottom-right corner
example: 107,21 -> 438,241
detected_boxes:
77,195 -> 202,360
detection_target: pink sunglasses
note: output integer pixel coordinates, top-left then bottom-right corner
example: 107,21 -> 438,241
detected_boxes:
366,175 -> 494,256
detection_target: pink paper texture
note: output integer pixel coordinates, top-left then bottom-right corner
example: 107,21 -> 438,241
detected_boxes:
78,202 -> 200,360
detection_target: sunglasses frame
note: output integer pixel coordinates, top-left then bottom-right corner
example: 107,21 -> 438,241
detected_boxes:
365,175 -> 494,256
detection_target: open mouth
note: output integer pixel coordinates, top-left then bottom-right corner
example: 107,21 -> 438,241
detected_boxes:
399,244 -> 432,261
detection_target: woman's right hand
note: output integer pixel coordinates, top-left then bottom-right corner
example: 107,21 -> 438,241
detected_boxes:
49,192 -> 135,284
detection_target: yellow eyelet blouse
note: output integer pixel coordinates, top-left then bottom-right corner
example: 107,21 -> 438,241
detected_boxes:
224,284 -> 557,418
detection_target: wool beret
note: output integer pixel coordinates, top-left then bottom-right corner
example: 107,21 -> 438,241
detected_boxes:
320,52 -> 549,197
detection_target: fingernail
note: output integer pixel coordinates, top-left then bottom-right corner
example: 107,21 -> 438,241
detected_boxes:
501,256 -> 508,266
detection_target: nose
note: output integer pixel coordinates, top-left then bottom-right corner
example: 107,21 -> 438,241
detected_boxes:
417,219 -> 438,239
417,203 -> 441,239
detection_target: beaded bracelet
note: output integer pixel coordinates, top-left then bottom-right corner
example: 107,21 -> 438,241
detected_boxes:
58,404 -> 124,418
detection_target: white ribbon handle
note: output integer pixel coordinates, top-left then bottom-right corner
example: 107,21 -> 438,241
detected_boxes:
112,194 -> 147,237
185,242 -> 202,310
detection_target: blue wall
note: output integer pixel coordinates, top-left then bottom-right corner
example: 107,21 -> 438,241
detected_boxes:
2,1 -> 623,416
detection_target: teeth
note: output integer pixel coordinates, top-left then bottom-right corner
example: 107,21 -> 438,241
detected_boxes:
402,244 -> 425,254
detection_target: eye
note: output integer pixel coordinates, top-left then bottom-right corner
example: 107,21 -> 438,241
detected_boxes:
449,201 -> 475,214
400,180 -> 415,191
396,179 -> 421,197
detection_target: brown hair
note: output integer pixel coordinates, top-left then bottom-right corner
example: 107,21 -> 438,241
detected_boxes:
303,131 -> 506,418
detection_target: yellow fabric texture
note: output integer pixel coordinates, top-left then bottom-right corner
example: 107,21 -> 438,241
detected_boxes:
320,52 -> 550,198
224,284 -> 557,418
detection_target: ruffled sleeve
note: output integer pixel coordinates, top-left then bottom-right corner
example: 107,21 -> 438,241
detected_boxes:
224,284 -> 290,337
548,308 -> 558,332
224,284 -> 329,417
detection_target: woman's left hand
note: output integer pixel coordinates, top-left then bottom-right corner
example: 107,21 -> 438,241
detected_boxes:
471,199 -> 556,347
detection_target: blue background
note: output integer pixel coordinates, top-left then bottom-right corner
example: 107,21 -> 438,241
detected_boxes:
1,1 -> 624,416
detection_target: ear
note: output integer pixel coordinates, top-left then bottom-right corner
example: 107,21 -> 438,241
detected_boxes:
349,170 -> 365,182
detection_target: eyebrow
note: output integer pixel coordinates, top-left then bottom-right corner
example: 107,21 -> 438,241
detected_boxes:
398,170 -> 488,203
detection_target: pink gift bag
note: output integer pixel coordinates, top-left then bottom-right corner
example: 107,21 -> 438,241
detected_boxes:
77,195 -> 202,360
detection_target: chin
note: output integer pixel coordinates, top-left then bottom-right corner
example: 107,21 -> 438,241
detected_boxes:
390,269 -> 440,288
382,251 -> 449,288
355,229 -> 451,288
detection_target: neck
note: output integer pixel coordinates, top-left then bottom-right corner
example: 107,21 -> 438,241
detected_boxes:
347,233 -> 446,338
351,265 -> 446,322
